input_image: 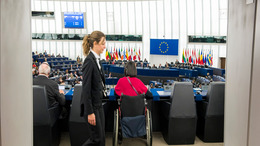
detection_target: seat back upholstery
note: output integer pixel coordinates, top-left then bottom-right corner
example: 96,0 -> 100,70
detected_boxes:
162,82 -> 197,145
33,85 -> 60,146
69,84 -> 85,123
120,94 -> 145,117
69,84 -> 91,146
170,82 -> 196,118
206,82 -> 225,116
33,85 -> 51,125
196,82 -> 225,142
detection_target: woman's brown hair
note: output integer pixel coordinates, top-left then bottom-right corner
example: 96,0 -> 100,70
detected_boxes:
82,31 -> 105,56
124,61 -> 137,77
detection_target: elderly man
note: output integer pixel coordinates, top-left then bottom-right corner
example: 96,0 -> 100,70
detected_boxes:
33,62 -> 65,113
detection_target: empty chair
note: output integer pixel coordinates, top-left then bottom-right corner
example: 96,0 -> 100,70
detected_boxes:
196,82 -> 225,142
33,85 -> 60,146
161,82 -> 197,145
69,84 -> 91,146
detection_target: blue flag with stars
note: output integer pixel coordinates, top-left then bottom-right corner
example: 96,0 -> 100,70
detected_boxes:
150,39 -> 179,55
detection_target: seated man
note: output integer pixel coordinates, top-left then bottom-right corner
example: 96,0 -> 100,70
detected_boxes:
33,62 -> 66,118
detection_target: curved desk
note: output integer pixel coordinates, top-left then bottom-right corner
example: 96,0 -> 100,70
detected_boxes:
106,88 -> 206,101
178,68 -> 198,77
209,67 -> 225,76
194,67 -> 213,76
66,88 -> 206,101
109,65 -> 179,84
109,65 -> 179,77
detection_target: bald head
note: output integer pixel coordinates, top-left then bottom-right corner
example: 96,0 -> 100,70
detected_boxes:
39,62 -> 51,76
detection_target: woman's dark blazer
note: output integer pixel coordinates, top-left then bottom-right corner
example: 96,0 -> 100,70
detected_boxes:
80,52 -> 106,117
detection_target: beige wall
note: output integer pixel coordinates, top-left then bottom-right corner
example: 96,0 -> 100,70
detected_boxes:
0,0 -> 32,146
248,0 -> 260,145
225,0 -> 260,146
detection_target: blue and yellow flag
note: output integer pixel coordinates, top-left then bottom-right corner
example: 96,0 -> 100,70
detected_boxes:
150,39 -> 179,55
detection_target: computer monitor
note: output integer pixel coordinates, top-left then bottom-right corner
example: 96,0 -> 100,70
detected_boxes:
62,12 -> 86,29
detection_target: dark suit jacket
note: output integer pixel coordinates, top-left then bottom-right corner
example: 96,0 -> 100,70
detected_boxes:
33,75 -> 65,108
80,52 -> 105,117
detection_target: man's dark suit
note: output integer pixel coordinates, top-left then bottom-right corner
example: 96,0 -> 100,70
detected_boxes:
80,52 -> 106,146
33,75 -> 65,108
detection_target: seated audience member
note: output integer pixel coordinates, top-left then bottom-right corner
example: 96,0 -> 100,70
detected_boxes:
165,62 -> 168,67
33,62 -> 66,117
32,63 -> 37,68
180,63 -> 184,68
145,63 -> 151,69
73,71 -> 78,78
65,69 -> 69,79
165,63 -> 170,69
152,64 -> 157,69
70,64 -> 74,71
121,62 -> 125,67
192,78 -> 199,88
75,64 -> 80,70
140,62 -> 144,68
189,64 -> 195,70
44,50 -> 48,56
206,72 -> 213,82
112,60 -> 116,65
158,64 -> 162,69
57,76 -> 65,85
115,61 -> 152,99
69,73 -> 75,79
175,59 -> 180,64
32,68 -> 37,78
56,53 -> 61,57
150,83 -> 154,89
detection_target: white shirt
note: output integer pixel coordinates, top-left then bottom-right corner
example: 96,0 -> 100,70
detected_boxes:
90,49 -> 101,70
90,49 -> 105,90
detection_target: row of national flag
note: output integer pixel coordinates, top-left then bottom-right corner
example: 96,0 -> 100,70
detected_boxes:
105,47 -> 141,61
182,48 -> 213,66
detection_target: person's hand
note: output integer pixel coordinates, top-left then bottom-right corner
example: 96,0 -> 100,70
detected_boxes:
59,90 -> 64,94
88,113 -> 96,126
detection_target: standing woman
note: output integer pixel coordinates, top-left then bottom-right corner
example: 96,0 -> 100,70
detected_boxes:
80,31 -> 106,146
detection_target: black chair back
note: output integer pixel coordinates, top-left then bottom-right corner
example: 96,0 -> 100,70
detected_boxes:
33,85 -> 51,126
69,84 -> 91,146
206,82 -> 225,116
161,82 -> 197,145
196,82 -> 225,142
69,84 -> 86,123
33,85 -> 60,146
170,82 -> 197,118
120,94 -> 145,117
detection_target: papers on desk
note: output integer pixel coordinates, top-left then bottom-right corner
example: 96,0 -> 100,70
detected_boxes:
157,91 -> 171,97
193,88 -> 202,91
59,85 -> 65,90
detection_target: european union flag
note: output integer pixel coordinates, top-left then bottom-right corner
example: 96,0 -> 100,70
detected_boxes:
150,39 -> 179,55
